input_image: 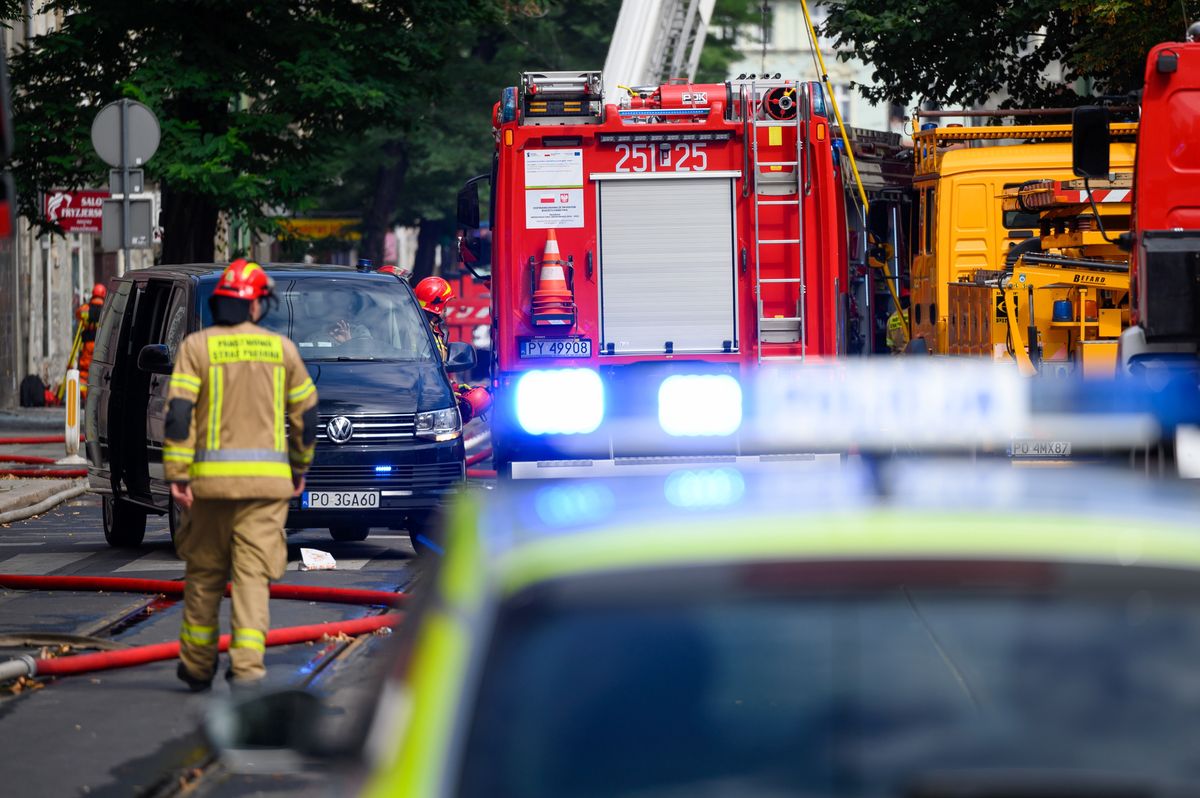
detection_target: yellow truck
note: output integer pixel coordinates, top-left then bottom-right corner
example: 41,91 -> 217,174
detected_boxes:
908,116 -> 1136,361
986,176 -> 1133,377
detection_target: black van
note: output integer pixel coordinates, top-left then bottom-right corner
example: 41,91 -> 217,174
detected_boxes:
84,264 -> 474,548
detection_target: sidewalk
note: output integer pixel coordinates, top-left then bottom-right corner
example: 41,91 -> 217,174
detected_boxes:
0,406 -> 67,432
0,407 -> 88,524
0,478 -> 88,525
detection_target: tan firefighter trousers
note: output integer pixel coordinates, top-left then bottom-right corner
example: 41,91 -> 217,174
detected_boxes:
176,498 -> 288,682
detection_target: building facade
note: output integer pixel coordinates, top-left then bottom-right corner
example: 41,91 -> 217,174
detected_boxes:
727,1 -> 897,135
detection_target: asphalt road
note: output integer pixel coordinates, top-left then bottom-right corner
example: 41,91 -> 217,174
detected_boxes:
0,489 -> 419,797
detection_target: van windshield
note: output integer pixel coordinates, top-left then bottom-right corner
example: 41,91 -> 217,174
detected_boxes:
200,276 -> 436,362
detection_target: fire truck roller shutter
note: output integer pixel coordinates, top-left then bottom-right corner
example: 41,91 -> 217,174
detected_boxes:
597,177 -> 738,355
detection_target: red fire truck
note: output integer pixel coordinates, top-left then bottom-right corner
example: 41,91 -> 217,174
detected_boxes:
1076,25 -> 1200,367
457,71 -> 858,478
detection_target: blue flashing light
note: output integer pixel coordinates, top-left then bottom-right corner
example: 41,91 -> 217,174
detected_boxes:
664,467 -> 746,510
375,465 -> 393,473
658,374 -> 743,436
534,483 -> 616,528
515,369 -> 604,435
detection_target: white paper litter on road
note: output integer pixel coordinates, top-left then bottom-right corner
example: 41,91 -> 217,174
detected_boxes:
300,548 -> 336,570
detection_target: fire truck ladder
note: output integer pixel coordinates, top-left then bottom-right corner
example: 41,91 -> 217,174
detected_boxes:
741,77 -> 806,363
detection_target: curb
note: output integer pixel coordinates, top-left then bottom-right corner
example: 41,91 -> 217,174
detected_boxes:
0,481 -> 89,525
0,410 -> 68,432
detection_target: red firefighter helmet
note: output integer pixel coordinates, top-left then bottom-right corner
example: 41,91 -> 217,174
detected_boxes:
415,276 -> 455,315
91,283 -> 107,301
457,385 -> 492,422
213,259 -> 274,301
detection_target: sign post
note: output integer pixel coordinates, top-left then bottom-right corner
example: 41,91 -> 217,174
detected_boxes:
91,100 -> 159,269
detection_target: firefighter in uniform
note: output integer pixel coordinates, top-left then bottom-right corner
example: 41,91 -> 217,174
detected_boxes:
888,284 -> 912,350
414,276 -> 490,421
72,283 -> 107,400
415,276 -> 455,362
886,306 -> 910,354
165,259 -> 318,690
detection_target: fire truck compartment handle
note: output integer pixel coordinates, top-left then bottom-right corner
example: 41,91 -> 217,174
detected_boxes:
741,247 -> 748,275
586,251 -> 593,280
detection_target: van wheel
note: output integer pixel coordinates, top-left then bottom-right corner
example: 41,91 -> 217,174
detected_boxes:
407,510 -> 442,557
328,525 -> 370,542
103,496 -> 147,548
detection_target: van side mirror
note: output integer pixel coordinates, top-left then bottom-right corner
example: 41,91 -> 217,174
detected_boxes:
137,344 -> 173,374
445,341 -> 477,373
456,182 -> 480,230
1072,106 -> 1110,178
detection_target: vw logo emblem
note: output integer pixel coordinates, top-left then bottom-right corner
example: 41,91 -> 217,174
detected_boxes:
326,416 -> 353,444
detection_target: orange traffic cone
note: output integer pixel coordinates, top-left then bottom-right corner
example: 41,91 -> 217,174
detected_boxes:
531,230 -> 576,326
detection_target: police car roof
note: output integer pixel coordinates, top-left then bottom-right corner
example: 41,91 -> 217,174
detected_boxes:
457,463 -> 1200,599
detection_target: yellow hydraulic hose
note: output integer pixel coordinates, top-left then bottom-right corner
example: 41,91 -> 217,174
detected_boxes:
798,0 -> 868,213
797,0 -> 909,347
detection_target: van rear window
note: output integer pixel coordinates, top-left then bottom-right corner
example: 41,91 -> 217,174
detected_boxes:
198,277 -> 435,362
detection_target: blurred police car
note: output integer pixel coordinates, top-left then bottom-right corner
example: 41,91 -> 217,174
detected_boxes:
211,363 -> 1200,796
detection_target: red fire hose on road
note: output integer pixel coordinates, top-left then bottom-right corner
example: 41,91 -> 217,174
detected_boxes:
0,574 -> 406,683
1,613 -> 401,681
35,613 -> 401,677
0,574 -> 406,607
0,435 -> 76,445
0,453 -> 87,478
465,445 -> 496,479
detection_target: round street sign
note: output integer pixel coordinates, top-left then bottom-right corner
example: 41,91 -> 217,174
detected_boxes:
90,100 -> 160,168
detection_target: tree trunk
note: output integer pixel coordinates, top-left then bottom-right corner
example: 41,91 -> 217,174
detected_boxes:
412,218 -> 446,283
159,183 -> 219,264
361,139 -> 410,267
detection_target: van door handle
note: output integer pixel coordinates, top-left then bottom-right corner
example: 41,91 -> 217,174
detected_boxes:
102,372 -> 112,383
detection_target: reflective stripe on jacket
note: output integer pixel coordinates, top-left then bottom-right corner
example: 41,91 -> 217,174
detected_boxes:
164,321 -> 317,500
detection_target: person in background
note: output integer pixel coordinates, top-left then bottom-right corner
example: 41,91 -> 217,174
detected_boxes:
414,276 -> 490,421
73,283 -> 106,401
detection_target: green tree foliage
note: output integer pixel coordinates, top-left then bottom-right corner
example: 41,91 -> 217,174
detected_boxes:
697,0 -> 765,83
820,0 -> 1200,108
334,0 -> 754,279
7,0 -> 503,263
323,0 -> 619,278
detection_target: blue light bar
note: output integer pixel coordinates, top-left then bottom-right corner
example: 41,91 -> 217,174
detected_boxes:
375,465 -> 393,473
658,374 -> 743,436
534,483 -> 616,528
664,467 -> 746,510
516,368 -> 605,435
